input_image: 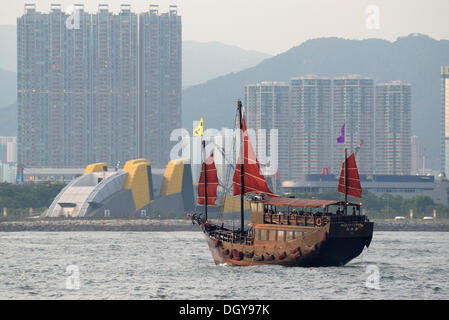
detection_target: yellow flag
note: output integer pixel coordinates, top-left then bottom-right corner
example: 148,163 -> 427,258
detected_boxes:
193,117 -> 203,136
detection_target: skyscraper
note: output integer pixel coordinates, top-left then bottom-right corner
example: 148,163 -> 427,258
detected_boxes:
332,76 -> 375,174
91,4 -> 139,166
64,4 -> 92,167
441,66 -> 449,175
113,5 -> 139,164
245,82 -> 289,180
0,136 -> 17,164
290,77 -> 332,178
375,82 -> 412,175
18,4 -> 92,167
139,5 -> 182,167
17,4 -> 180,168
17,4 -> 49,167
244,76 -> 375,181
411,135 -> 421,175
91,4 -> 114,164
47,4 -> 66,167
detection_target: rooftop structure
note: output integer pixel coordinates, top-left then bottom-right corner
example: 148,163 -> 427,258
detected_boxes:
45,158 -> 194,218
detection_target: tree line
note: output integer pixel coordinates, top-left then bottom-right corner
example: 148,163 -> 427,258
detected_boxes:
0,182 -> 66,216
1,181 -> 448,220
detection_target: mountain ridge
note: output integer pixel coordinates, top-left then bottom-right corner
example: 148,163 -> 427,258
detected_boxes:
182,40 -> 271,87
182,34 -> 449,169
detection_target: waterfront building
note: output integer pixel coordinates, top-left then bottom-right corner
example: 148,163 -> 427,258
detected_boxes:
0,137 -> 17,164
441,66 -> 449,175
47,4 -> 67,167
411,136 -> 421,175
91,4 -> 114,164
17,4 -> 180,168
375,82 -> 412,175
282,174 -> 449,206
91,4 -> 139,165
17,4 -> 92,167
64,4 -> 92,167
0,163 -> 17,183
332,76 -> 375,175
139,5 -> 182,167
44,158 -> 194,217
17,4 -> 50,167
290,77 -> 332,178
245,82 -> 290,180
112,5 -> 139,164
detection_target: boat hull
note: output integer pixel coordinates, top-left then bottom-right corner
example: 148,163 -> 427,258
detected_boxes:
201,221 -> 373,267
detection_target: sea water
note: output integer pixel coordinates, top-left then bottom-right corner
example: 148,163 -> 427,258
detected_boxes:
0,231 -> 447,299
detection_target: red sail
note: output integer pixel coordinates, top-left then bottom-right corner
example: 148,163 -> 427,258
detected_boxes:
338,153 -> 362,199
233,116 -> 275,196
197,153 -> 219,206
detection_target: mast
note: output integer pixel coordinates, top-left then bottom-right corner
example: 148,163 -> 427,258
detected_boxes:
344,147 -> 348,214
202,140 -> 207,221
238,100 -> 245,235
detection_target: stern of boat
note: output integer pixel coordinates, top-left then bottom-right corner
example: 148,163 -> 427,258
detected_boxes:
306,216 -> 373,266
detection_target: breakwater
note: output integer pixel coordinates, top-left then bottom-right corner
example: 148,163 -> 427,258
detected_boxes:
0,218 -> 448,232
0,219 -> 198,232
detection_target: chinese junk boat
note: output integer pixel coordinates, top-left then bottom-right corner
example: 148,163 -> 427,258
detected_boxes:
192,100 -> 373,267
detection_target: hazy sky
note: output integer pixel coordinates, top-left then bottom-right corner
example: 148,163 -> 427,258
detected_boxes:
3,0 -> 449,54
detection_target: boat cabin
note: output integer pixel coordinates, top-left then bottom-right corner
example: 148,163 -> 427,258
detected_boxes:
246,195 -> 367,244
250,195 -> 365,227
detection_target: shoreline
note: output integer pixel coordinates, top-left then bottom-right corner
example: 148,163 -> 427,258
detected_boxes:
0,218 -> 449,232
0,219 -> 198,232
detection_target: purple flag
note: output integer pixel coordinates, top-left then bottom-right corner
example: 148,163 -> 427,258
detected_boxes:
337,124 -> 345,143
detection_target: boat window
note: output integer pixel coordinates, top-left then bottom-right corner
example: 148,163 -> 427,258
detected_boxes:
287,231 -> 294,240
255,229 -> 261,240
269,230 -> 277,241
261,229 -> 268,241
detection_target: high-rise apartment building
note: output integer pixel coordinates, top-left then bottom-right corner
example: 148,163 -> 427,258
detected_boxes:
92,5 -> 114,164
17,4 -> 180,168
47,4 -> 66,167
441,66 -> 449,175
113,5 -> 139,164
244,76 -> 376,181
91,4 -> 139,166
375,82 -> 412,175
139,5 -> 182,167
64,5 -> 92,167
0,137 -> 17,164
245,82 -> 290,180
290,77 -> 332,179
17,4 -> 50,167
243,75 -> 414,181
18,4 -> 92,167
411,135 -> 421,175
332,76 -> 375,174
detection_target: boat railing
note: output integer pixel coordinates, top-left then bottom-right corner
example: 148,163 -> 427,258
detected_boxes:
263,213 -> 368,226
263,213 -> 329,227
208,228 -> 254,245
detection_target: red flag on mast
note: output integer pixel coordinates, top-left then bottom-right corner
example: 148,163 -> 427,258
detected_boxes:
232,115 -> 275,196
197,153 -> 219,206
338,152 -> 362,199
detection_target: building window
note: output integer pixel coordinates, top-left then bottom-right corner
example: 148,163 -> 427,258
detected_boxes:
278,230 -> 285,241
